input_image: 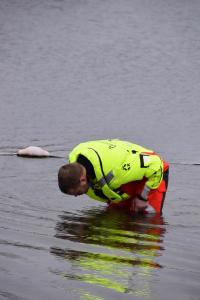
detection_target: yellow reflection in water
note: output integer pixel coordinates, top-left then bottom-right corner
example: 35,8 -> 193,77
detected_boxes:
61,251 -> 159,295
80,291 -> 103,300
52,207 -> 166,297
67,288 -> 104,300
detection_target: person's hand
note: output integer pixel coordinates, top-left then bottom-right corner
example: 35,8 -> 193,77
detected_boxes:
130,196 -> 148,213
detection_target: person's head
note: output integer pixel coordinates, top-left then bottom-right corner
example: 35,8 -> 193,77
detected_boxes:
58,163 -> 89,197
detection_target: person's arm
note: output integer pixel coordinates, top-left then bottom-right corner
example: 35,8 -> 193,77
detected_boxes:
136,154 -> 163,202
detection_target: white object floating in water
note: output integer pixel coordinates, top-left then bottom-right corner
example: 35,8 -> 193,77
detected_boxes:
17,146 -> 50,157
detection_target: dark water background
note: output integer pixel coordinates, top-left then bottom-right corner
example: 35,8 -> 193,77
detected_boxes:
0,0 -> 200,299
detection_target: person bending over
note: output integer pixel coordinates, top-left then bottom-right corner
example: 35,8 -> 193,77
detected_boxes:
58,139 -> 169,214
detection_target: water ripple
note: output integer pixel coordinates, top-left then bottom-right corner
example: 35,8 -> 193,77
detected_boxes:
0,239 -> 46,251
0,290 -> 27,300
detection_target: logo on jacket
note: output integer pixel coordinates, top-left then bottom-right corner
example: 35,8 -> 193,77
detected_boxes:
108,144 -> 116,149
122,163 -> 131,171
92,182 -> 102,190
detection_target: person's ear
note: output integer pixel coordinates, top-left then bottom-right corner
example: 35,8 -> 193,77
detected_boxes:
80,174 -> 87,184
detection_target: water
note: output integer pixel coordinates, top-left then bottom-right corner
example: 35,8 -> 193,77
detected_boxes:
0,0 -> 200,299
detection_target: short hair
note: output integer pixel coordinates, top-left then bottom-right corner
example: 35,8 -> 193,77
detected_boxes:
58,163 -> 83,194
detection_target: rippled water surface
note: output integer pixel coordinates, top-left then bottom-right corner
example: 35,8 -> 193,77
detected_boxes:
0,0 -> 200,299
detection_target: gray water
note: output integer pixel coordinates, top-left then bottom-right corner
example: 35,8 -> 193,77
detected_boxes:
0,0 -> 200,299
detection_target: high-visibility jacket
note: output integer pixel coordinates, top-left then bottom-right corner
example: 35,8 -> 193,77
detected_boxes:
69,139 -> 164,203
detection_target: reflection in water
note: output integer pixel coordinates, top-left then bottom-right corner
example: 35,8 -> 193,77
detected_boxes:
51,208 -> 166,298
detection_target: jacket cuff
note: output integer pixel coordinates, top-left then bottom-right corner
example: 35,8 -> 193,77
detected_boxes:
137,185 -> 151,201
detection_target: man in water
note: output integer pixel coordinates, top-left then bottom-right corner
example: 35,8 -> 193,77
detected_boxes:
58,139 -> 169,214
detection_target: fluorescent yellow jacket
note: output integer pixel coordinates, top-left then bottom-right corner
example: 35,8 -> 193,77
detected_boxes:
69,139 -> 163,203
